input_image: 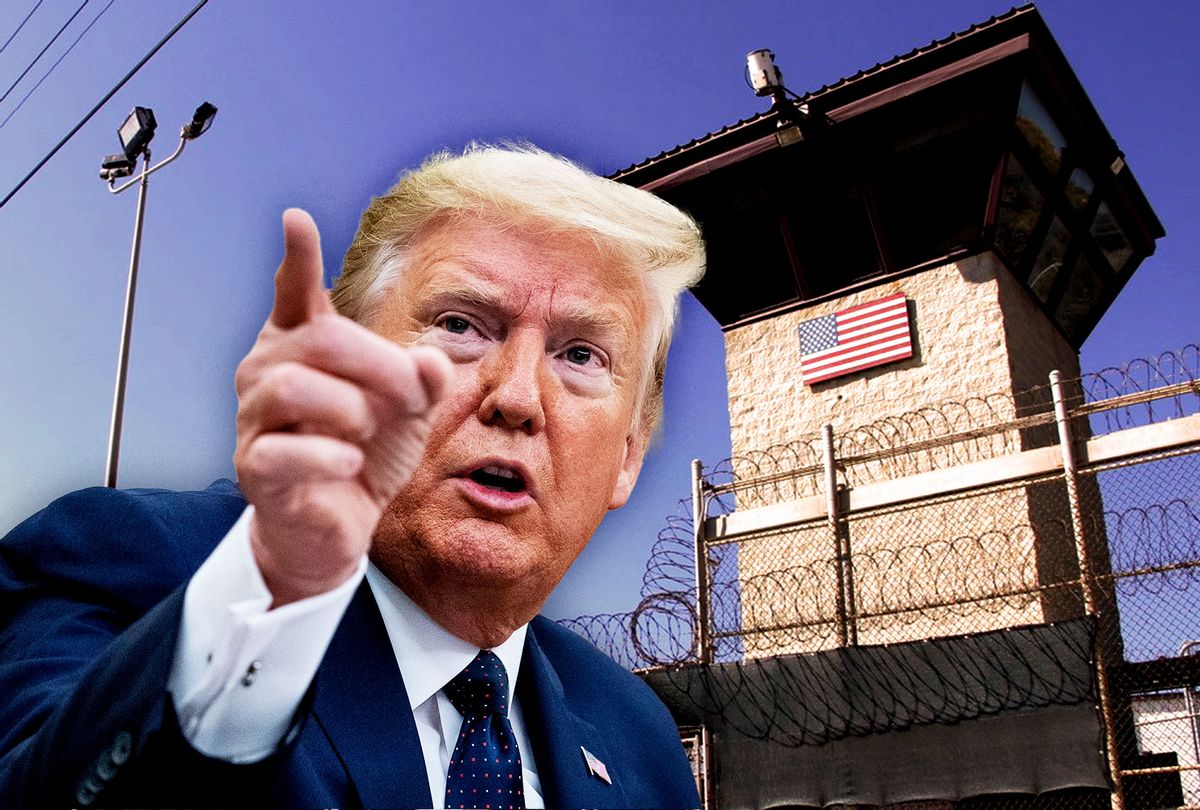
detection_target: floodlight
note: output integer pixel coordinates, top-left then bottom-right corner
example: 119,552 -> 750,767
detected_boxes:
182,102 -> 218,140
96,99 -> 217,487
99,153 -> 135,180
117,107 -> 157,160
746,49 -> 783,97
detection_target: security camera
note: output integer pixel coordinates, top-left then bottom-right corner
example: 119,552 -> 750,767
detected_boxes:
746,49 -> 783,96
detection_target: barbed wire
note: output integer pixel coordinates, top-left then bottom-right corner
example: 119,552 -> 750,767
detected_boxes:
1081,344 -> 1200,433
723,525 -> 1048,644
569,485 -> 1200,649
705,395 -> 1045,512
646,617 -> 1096,747
700,345 -> 1200,511
637,507 -> 698,599
562,482 -> 1200,740
1103,497 -> 1200,585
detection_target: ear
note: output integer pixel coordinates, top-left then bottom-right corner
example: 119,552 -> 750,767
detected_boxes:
608,423 -> 651,510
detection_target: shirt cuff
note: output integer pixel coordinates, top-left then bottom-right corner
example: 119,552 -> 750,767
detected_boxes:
167,505 -> 367,763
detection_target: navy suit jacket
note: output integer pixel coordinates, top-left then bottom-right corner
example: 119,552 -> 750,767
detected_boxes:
0,480 -> 698,809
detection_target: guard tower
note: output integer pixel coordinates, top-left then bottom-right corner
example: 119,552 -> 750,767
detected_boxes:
615,6 -> 1163,656
614,8 -> 1179,808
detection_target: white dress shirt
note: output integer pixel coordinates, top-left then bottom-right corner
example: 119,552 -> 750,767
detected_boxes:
167,506 -> 544,808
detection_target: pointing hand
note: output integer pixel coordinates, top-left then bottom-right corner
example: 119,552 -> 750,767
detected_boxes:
233,209 -> 452,606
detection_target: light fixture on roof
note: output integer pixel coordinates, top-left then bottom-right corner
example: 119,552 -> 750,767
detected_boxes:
746,49 -> 784,96
745,49 -> 809,130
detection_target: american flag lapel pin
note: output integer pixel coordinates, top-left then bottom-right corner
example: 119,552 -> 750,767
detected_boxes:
581,746 -> 612,785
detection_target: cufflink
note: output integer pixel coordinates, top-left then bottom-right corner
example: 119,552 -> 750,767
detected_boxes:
241,660 -> 262,687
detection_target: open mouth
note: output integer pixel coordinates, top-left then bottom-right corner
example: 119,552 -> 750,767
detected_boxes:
468,464 -> 527,494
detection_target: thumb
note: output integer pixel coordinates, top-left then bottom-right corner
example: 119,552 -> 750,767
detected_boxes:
271,208 -> 334,329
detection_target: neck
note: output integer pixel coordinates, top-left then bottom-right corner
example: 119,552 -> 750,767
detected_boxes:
371,553 -> 545,649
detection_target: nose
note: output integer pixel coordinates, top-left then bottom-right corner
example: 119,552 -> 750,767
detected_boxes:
477,329 -> 546,434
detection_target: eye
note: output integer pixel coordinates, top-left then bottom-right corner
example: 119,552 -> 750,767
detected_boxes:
564,346 -> 594,366
428,312 -> 488,361
441,315 -> 471,335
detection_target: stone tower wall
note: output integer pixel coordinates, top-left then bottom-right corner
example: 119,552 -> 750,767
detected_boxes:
719,252 -> 1092,655
723,253 -> 1020,458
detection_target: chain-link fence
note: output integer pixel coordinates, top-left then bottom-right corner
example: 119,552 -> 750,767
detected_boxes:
561,345 -> 1200,810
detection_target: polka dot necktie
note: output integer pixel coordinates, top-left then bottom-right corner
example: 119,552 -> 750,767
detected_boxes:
443,650 -> 525,810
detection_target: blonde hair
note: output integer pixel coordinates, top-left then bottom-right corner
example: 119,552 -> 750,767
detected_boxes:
332,143 -> 706,429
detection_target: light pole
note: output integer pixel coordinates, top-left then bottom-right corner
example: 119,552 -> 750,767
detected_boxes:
99,101 -> 217,488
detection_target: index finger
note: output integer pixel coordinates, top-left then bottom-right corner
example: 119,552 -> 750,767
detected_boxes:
271,208 -> 333,329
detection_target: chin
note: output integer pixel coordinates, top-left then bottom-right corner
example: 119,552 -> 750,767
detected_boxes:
435,517 -> 547,585
373,508 -> 541,586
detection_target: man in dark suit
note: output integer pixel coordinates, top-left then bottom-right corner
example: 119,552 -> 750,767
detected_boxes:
0,145 -> 706,808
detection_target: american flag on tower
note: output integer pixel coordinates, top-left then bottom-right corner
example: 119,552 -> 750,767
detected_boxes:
797,293 -> 913,385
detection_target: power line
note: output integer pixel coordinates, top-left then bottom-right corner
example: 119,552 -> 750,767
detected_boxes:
0,0 -> 117,132
0,0 -> 88,109
0,0 -> 45,58
0,0 -> 210,211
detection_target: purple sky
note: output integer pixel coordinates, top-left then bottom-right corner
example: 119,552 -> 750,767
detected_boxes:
1,0 -> 1196,619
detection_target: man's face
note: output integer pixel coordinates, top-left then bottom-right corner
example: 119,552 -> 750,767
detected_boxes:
367,217 -> 652,614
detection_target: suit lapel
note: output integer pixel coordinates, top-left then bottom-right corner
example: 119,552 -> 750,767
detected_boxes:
312,581 -> 433,809
520,623 -> 629,809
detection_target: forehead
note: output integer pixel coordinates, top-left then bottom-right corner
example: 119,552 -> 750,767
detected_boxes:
397,217 -> 649,332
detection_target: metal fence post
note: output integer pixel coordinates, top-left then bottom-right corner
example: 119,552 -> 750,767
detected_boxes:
1051,369 -> 1125,810
823,425 -> 854,647
1180,640 -> 1200,788
691,458 -> 712,665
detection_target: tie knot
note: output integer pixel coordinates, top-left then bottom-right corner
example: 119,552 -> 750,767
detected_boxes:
444,650 -> 510,718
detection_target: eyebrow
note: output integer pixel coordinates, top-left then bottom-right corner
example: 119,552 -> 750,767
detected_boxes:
418,276 -> 504,313
547,296 -> 626,335
417,274 -> 632,341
